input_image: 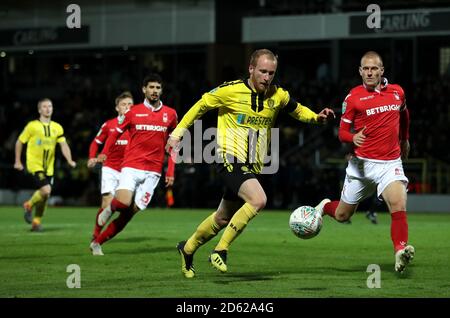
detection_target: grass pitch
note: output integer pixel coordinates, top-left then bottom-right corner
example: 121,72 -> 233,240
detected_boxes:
0,206 -> 449,298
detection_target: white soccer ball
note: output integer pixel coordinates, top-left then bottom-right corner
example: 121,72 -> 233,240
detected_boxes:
289,205 -> 323,239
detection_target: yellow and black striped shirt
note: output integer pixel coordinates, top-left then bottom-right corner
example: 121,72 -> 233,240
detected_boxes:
18,120 -> 66,176
171,79 -> 320,173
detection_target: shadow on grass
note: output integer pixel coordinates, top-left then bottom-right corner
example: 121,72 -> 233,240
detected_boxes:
212,271 -> 278,284
113,246 -> 174,255
25,227 -> 66,233
116,236 -> 169,243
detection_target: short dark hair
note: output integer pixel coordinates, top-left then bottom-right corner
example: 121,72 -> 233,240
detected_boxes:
143,73 -> 163,87
115,91 -> 133,106
37,98 -> 52,110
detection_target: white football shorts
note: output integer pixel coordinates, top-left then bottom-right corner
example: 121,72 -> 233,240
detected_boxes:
101,166 -> 121,196
117,167 -> 161,210
341,156 -> 409,205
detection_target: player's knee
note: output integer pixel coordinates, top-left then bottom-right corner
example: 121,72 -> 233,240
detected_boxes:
40,188 -> 51,199
335,212 -> 351,222
247,193 -> 267,211
390,202 -> 406,212
249,198 -> 266,211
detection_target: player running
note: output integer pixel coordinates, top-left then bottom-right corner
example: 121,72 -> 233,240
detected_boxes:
167,49 -> 335,278
14,98 -> 76,231
87,91 -> 133,240
89,74 -> 177,255
314,51 -> 415,273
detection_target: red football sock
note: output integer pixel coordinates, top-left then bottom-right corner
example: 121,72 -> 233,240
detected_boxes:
111,198 -> 129,213
92,207 -> 104,239
95,211 -> 134,245
391,211 -> 408,253
323,201 -> 339,218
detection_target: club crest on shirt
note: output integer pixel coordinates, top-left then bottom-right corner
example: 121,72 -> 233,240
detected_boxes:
267,99 -> 274,108
163,113 -> 168,123
393,91 -> 400,100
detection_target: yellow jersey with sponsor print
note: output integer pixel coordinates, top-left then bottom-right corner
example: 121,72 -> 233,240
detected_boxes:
18,120 -> 66,175
172,79 -> 306,173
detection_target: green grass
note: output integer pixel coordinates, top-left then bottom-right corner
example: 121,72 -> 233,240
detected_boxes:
0,206 -> 449,298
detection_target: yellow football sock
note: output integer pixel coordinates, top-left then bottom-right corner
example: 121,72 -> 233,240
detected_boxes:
29,190 -> 44,207
184,212 -> 221,254
32,217 -> 42,225
34,198 -> 48,218
215,203 -> 258,251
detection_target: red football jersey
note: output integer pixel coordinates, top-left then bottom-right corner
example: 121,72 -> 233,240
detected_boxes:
89,117 -> 129,172
102,102 -> 177,174
340,81 -> 406,160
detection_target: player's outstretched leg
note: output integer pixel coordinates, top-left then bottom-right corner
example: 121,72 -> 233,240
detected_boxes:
315,198 -> 331,216
395,245 -> 415,273
209,250 -> 228,273
209,203 -> 258,273
177,241 -> 195,278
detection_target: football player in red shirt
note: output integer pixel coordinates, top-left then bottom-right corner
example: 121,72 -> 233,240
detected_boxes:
90,74 -> 177,255
315,51 -> 415,273
87,91 -> 133,240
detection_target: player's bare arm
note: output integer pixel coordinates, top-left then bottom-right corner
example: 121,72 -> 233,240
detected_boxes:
400,140 -> 410,160
60,141 -> 77,168
14,140 -> 24,171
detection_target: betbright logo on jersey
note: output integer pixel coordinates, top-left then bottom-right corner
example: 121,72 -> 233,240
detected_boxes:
135,124 -> 167,132
366,104 -> 401,116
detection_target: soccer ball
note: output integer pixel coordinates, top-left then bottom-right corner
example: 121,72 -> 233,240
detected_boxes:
289,205 -> 323,239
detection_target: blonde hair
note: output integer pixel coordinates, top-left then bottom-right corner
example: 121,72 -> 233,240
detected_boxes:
249,49 -> 278,66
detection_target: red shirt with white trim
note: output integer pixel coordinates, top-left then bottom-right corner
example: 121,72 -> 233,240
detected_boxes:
340,80 -> 406,160
89,117 -> 129,172
101,101 -> 177,174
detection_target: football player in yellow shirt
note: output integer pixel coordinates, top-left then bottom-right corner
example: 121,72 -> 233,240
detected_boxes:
14,98 -> 76,231
167,49 -> 335,278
